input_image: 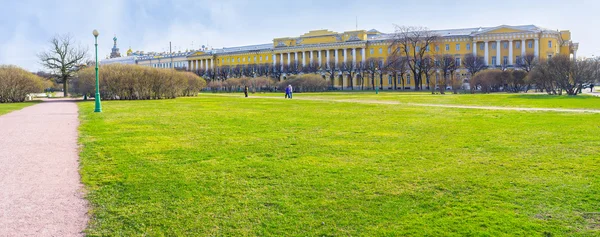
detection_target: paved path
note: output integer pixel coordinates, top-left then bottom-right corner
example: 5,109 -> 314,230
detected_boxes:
0,99 -> 87,236
205,94 -> 600,113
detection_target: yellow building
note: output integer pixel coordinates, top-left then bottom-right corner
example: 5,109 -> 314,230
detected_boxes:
187,25 -> 578,89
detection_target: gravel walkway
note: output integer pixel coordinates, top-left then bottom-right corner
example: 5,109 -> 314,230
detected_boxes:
0,99 -> 87,236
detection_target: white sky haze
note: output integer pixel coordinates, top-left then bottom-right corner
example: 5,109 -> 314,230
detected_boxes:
1,0 -> 599,71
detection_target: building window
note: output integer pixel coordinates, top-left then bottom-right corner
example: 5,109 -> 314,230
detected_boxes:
407,74 -> 411,84
266,56 -> 269,60
528,41 -> 533,48
388,48 -> 391,54
455,57 -> 461,67
466,43 -> 470,50
426,45 -> 430,52
379,48 -> 382,54
503,56 -> 508,65
370,48 -> 374,55
388,75 -> 392,85
492,43 -> 496,49
491,56 -> 497,65
503,42 -> 508,49
548,40 -> 552,48
435,45 -> 439,52
445,44 -> 449,51
254,56 -> 256,62
456,44 -> 460,51
260,56 -> 263,61
516,41 -> 521,49
479,43 -> 484,50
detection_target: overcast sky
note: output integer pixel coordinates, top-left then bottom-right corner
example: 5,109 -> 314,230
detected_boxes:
1,0 -> 599,71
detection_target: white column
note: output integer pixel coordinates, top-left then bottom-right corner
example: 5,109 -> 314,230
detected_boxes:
294,52 -> 298,63
273,54 -> 276,66
352,48 -> 356,66
573,50 -> 577,61
209,59 -> 212,70
361,48 -> 365,64
496,40 -> 501,66
508,40 -> 513,65
280,53 -> 284,70
310,51 -> 314,63
473,41 -> 477,56
318,50 -> 322,67
334,49 -> 339,67
484,41 -> 489,65
326,50 -> 330,66
344,49 -> 348,64
302,51 -> 306,66
534,38 -> 539,58
287,53 -> 291,66
205,59 -> 208,70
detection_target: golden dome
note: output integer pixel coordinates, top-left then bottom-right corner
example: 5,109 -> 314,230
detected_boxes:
126,47 -> 133,56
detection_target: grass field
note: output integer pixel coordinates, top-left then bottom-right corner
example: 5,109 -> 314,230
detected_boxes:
78,93 -> 600,236
0,101 -> 39,116
234,91 -> 600,109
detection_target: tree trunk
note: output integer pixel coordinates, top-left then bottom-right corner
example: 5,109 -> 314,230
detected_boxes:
63,78 -> 68,97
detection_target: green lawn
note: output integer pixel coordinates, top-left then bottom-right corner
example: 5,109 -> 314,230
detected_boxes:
0,101 -> 39,116
78,94 -> 600,236
233,91 -> 600,109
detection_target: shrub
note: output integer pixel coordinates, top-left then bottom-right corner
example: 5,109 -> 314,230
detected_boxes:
74,64 -> 206,100
277,74 -> 328,92
0,65 -> 45,103
217,76 -> 276,92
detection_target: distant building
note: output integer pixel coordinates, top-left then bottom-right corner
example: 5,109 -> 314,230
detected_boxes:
136,51 -> 192,70
110,36 -> 121,58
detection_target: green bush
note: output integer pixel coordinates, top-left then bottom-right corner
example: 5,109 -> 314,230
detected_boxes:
75,64 -> 206,100
0,65 -> 45,103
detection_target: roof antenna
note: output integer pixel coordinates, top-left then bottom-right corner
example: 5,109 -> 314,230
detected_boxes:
356,16 -> 358,30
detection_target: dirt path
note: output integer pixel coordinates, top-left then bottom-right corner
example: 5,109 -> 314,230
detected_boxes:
0,99 -> 87,236
204,94 -> 600,113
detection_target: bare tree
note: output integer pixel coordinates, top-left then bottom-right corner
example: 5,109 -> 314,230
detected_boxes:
341,61 -> 357,90
462,54 -> 486,77
364,58 -> 378,90
420,55 -> 435,94
517,54 -> 537,73
390,26 -> 439,91
324,58 -> 339,89
435,54 -> 456,94
384,54 -> 407,90
38,34 -> 87,96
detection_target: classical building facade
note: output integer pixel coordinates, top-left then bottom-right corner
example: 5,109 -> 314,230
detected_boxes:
186,25 -> 578,89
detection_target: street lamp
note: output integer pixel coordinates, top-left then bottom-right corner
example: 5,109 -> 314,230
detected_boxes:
93,29 -> 102,112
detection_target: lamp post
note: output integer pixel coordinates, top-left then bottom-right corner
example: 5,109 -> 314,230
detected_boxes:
93,29 -> 102,112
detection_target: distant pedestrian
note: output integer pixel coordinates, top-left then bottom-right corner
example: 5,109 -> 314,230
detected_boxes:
288,85 -> 293,99
244,86 -> 249,97
591,84 -> 595,93
285,85 -> 290,99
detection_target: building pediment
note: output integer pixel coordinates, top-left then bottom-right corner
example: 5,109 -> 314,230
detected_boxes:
474,25 -> 535,35
192,51 -> 206,56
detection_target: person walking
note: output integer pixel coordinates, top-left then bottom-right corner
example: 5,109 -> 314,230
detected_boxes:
288,85 -> 293,99
284,85 -> 290,98
244,86 -> 249,98
591,84 -> 595,93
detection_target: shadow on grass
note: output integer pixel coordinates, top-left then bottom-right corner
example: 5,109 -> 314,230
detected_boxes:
507,94 -> 597,100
